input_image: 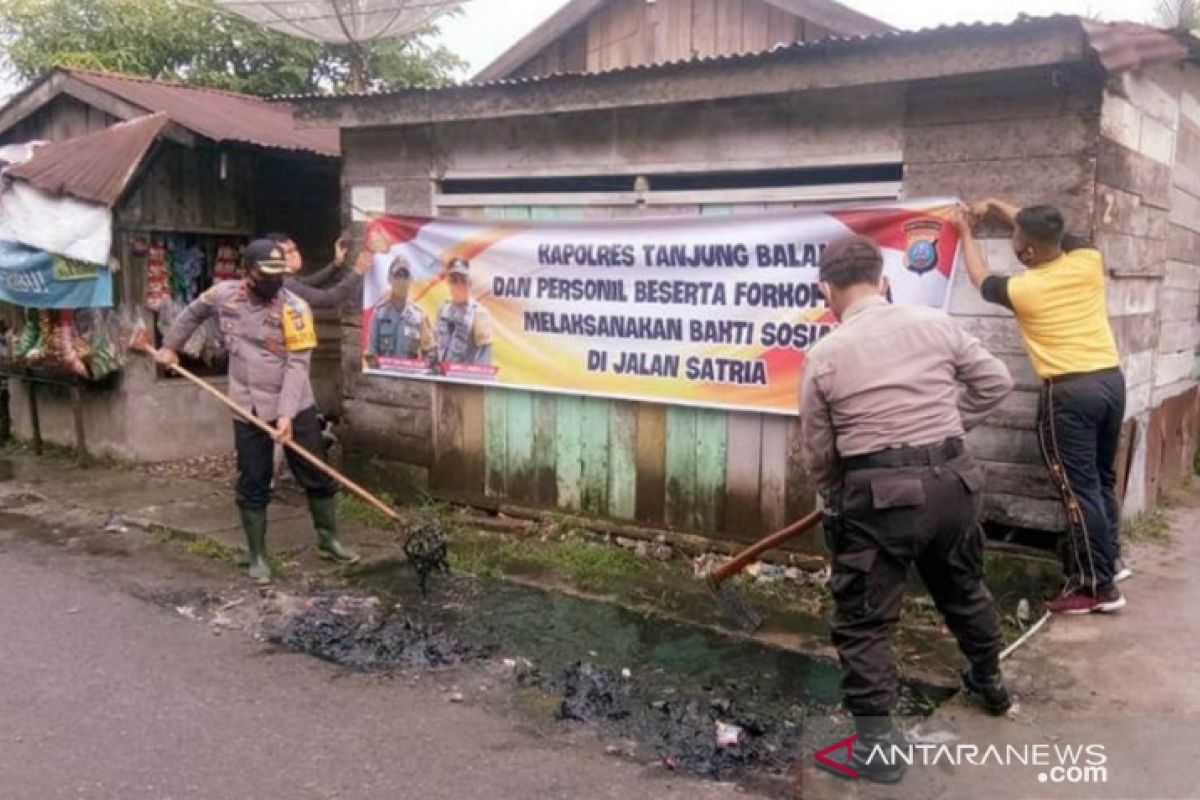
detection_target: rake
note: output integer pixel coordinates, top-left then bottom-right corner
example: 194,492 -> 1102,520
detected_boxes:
706,509 -> 823,632
132,341 -> 449,590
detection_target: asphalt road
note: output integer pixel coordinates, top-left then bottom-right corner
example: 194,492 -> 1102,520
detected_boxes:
0,521 -> 742,800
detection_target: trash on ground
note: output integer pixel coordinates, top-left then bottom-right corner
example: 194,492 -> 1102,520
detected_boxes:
1017,598 -> 1032,625
715,721 -> 743,747
175,604 -> 201,622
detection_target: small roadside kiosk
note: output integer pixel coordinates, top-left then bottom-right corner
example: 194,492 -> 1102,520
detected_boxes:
0,69 -> 342,461
0,119 -> 154,458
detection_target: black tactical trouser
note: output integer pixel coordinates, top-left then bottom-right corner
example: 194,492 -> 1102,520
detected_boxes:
1036,368 -> 1126,591
234,405 -> 338,508
0,378 -> 9,443
828,450 -> 1003,717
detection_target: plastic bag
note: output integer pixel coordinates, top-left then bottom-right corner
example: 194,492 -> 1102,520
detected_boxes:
145,242 -> 169,312
125,306 -> 153,354
79,308 -> 123,380
16,307 -> 43,359
46,310 -> 88,378
24,309 -> 53,361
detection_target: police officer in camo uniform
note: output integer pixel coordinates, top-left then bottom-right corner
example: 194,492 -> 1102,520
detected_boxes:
434,257 -> 493,366
366,256 -> 434,365
801,236 -> 1015,784
156,239 -> 359,585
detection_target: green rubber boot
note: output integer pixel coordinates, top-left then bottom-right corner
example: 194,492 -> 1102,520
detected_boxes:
237,506 -> 272,585
309,495 -> 359,565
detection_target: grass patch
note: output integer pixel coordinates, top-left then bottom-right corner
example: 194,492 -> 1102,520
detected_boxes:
1124,509 -> 1170,543
182,535 -> 241,565
3,438 -> 132,470
1160,478 -> 1195,509
3,438 -> 128,468
444,522 -> 1045,646
448,528 -> 654,594
337,492 -> 397,530
146,524 -> 292,575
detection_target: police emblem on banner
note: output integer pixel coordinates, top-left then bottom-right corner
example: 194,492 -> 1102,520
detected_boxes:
903,219 -> 943,275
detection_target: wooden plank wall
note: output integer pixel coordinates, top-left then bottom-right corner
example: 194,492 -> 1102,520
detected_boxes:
904,70 -> 1104,532
0,94 -> 118,146
115,142 -> 255,235
1099,66 -> 1200,504
436,88 -> 903,178
428,201 -> 818,544
509,0 -> 829,79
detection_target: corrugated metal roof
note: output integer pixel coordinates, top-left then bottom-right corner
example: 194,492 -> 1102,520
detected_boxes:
66,69 -> 340,157
1083,19 -> 1191,72
286,15 -> 1198,104
4,113 -> 168,207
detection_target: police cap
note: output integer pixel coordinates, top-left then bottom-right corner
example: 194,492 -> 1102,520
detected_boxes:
243,239 -> 288,275
389,257 -> 411,279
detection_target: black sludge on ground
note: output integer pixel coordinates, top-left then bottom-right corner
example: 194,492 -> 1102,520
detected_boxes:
524,661 -> 807,781
550,661 -> 634,722
270,596 -> 493,670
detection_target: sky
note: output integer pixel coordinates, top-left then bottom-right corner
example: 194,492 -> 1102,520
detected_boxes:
0,0 -> 1175,100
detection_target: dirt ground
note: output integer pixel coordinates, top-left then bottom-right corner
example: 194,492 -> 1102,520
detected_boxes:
3,451 -> 1198,799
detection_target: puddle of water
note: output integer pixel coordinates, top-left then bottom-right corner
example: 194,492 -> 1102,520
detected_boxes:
359,569 -> 846,706
338,568 -> 948,781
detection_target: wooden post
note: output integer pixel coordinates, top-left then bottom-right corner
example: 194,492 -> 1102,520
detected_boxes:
70,383 -> 88,464
26,380 -> 41,455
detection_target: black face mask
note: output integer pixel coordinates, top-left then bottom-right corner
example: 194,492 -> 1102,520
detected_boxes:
250,276 -> 283,302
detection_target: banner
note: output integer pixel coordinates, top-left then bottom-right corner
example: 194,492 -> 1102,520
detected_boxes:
360,199 -> 960,415
0,240 -> 113,308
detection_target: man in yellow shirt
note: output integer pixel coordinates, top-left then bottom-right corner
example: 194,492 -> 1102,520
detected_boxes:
955,201 -> 1127,615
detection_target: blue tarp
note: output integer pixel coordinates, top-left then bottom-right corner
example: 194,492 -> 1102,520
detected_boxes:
0,239 -> 112,308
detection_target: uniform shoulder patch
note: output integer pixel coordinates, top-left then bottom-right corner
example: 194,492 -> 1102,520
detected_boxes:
281,298 -> 317,351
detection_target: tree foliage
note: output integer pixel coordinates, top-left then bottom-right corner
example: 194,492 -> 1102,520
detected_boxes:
1157,0 -> 1199,31
0,0 -> 465,96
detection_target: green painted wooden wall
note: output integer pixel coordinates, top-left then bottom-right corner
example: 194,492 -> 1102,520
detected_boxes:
430,203 -> 818,546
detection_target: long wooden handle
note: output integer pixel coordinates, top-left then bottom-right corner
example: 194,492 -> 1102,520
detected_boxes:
710,509 -> 823,585
142,346 -> 401,523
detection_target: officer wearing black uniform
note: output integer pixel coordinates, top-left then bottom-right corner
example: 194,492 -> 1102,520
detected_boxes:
800,236 -> 1016,783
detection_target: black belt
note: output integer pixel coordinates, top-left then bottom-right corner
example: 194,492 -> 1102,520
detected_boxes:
843,437 -> 965,472
1045,366 -> 1121,385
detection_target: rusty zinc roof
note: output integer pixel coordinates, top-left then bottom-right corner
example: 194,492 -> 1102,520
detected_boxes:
4,113 -> 169,207
1082,19 -> 1192,72
65,69 -> 340,157
294,15 -> 1199,106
